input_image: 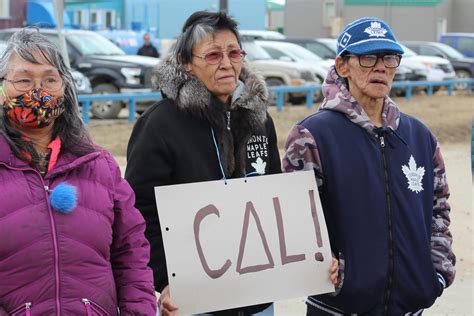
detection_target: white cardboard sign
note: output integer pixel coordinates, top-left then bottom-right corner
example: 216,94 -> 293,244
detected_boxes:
154,171 -> 333,315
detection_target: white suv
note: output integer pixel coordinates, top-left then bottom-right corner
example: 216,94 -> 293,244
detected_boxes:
242,40 -> 317,105
255,40 -> 333,101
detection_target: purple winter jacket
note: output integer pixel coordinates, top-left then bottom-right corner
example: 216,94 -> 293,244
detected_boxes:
0,135 -> 156,315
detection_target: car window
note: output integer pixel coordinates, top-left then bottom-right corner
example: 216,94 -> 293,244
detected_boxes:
304,42 -> 336,59
261,46 -> 287,60
454,38 -> 474,55
418,46 -> 444,57
440,37 -> 453,46
398,44 -> 417,57
0,42 -> 6,55
241,41 -> 272,61
316,39 -> 337,53
0,32 -> 12,41
283,44 -> 322,61
431,42 -> 464,58
67,33 -> 125,56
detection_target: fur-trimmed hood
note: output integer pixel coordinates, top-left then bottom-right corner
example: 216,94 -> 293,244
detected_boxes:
151,53 -> 272,178
152,53 -> 268,129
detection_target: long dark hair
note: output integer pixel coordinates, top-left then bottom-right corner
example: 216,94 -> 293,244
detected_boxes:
0,28 -> 95,163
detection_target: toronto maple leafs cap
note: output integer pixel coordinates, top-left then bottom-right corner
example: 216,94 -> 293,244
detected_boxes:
336,17 -> 404,56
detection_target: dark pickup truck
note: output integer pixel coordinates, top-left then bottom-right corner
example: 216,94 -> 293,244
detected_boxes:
0,28 -> 160,118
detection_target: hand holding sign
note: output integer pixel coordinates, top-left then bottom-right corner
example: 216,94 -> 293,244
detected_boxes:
155,171 -> 333,315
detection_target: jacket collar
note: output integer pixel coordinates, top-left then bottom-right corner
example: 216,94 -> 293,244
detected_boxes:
0,133 -> 100,175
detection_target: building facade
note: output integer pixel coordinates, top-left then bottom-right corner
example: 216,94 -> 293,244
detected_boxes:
0,0 -> 28,29
64,0 -> 266,39
284,0 -> 474,41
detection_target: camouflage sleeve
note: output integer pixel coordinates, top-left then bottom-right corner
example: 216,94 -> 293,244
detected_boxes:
431,143 -> 456,289
282,124 -> 324,186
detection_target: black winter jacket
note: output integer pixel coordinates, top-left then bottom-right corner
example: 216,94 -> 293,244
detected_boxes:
125,56 -> 281,315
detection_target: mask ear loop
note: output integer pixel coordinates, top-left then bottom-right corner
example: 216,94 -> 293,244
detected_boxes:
211,127 -> 227,185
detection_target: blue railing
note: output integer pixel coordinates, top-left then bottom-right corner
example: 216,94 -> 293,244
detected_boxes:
78,92 -> 162,124
472,119 -> 474,174
77,78 -> 473,123
268,78 -> 474,111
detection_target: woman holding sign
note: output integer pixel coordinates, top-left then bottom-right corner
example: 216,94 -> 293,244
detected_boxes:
127,11 -> 340,316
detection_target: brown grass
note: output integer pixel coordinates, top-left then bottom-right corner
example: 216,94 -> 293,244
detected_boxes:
88,93 -> 473,157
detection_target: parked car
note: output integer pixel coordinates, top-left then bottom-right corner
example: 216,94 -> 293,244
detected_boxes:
239,30 -> 286,40
255,40 -> 333,101
241,39 -> 317,105
0,40 -> 92,96
439,33 -> 474,58
403,41 -> 474,90
399,43 -> 456,85
280,38 -> 337,60
0,29 -> 160,119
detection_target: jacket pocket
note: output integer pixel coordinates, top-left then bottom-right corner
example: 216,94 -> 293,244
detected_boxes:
82,298 -> 110,316
9,302 -> 32,316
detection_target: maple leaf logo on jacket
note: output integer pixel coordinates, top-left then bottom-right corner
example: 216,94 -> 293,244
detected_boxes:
251,157 -> 267,175
402,155 -> 425,193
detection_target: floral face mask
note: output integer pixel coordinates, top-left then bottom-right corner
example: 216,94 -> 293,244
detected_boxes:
2,88 -> 65,128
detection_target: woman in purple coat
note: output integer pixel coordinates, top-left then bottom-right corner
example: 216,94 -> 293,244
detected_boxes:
0,29 -> 156,315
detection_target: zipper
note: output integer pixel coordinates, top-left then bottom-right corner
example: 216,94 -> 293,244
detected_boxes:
0,162 -> 60,314
82,298 -> 110,316
82,298 -> 92,316
43,178 -> 61,316
9,302 -> 32,316
379,135 -> 394,316
226,111 -> 231,131
25,302 -> 31,316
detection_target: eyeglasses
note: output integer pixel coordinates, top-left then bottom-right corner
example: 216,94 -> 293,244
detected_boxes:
346,54 -> 402,68
1,76 -> 64,92
193,49 -> 247,65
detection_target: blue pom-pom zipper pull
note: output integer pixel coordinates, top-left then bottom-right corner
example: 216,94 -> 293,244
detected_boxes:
49,182 -> 77,214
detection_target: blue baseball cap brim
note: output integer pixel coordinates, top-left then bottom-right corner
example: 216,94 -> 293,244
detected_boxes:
343,39 -> 404,56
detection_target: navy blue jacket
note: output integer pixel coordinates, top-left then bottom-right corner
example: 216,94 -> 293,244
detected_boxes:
302,110 -> 441,314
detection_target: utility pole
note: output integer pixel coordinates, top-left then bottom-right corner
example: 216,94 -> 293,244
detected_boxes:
219,0 -> 228,13
53,0 -> 70,68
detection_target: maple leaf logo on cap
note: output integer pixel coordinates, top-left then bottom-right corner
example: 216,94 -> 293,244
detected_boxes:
364,21 -> 388,38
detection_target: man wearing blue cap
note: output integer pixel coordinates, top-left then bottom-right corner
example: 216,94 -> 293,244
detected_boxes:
283,17 -> 455,315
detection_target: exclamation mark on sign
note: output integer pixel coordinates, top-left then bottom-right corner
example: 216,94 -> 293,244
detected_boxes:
309,190 -> 324,262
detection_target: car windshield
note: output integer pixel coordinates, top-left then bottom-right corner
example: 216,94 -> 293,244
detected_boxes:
317,38 -> 337,53
67,32 -> 125,56
241,41 -> 272,61
240,30 -> 286,40
283,44 -> 322,61
399,44 -> 417,57
0,42 -> 6,55
432,42 -> 465,59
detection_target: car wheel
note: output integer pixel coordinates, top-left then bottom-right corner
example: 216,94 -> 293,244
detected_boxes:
91,83 -> 123,119
265,78 -> 288,106
454,70 -> 471,90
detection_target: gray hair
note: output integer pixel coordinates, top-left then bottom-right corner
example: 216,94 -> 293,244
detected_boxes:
0,28 -> 94,162
172,11 -> 241,65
